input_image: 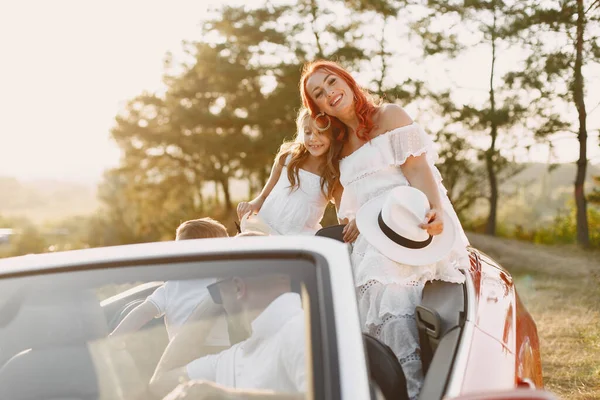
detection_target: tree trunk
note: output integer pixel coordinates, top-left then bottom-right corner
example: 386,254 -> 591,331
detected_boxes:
214,181 -> 221,207
196,186 -> 205,213
377,18 -> 388,95
486,6 -> 499,236
485,145 -> 499,236
220,177 -> 233,212
573,0 -> 590,247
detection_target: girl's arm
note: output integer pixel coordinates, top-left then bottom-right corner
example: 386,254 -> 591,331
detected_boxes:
401,154 -> 444,236
237,155 -> 285,220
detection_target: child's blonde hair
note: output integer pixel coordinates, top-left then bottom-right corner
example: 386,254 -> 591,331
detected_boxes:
276,108 -> 345,200
176,217 -> 229,240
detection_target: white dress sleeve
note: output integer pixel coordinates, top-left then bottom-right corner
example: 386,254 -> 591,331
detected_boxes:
387,123 -> 438,166
388,123 -> 445,189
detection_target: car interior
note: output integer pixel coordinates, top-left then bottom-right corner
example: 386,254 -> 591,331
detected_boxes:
315,225 -> 469,400
0,288 -> 108,400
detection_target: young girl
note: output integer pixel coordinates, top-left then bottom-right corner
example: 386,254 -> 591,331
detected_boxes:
301,60 -> 470,400
236,108 -> 344,235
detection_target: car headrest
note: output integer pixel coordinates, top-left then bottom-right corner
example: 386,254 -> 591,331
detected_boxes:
315,225 -> 346,242
363,333 -> 409,400
2,288 -> 108,351
0,346 -> 99,400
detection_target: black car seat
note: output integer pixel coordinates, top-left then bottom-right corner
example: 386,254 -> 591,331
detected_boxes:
363,333 -> 409,400
0,288 -> 109,400
416,279 -> 465,375
315,224 -> 346,242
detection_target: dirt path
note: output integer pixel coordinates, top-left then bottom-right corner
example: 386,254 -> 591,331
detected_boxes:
467,233 -> 600,400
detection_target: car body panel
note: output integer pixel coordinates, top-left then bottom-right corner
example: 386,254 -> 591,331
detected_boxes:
453,250 -> 542,396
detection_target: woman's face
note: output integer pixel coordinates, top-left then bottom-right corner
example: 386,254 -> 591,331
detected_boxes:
305,70 -> 354,117
302,118 -> 331,158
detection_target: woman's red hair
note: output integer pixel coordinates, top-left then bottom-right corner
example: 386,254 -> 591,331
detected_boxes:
300,60 -> 378,141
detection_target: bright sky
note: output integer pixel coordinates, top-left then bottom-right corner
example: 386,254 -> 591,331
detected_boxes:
0,0 -> 598,184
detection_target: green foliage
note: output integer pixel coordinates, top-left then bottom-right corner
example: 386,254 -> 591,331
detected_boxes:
471,202 -> 600,248
589,176 -> 600,205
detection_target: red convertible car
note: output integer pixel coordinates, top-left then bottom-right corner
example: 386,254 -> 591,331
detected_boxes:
0,233 -> 552,399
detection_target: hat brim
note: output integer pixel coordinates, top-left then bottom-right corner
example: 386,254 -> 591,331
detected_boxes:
240,212 -> 278,235
356,192 -> 456,266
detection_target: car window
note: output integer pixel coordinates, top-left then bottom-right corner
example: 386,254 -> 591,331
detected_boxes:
0,257 -> 321,399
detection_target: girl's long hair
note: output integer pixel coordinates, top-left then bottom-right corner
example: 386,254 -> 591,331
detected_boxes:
300,60 -> 379,141
276,108 -> 345,200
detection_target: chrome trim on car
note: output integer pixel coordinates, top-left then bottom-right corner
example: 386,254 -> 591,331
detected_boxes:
444,269 -> 477,397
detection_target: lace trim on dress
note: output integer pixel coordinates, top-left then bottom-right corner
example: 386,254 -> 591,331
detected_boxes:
343,167 -> 389,187
352,243 -> 466,288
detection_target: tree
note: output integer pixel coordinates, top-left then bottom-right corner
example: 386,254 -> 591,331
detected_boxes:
420,0 -> 561,236
506,0 -> 600,247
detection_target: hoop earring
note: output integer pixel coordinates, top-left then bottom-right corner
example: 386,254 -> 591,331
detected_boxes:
315,112 -> 331,131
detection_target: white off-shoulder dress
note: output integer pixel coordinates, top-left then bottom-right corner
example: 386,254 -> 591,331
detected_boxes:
258,155 -> 329,235
338,123 -> 470,399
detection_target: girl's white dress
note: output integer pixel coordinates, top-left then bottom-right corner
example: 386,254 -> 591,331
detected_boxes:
258,155 -> 329,235
338,122 -> 469,399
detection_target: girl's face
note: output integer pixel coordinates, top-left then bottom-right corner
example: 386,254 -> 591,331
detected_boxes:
305,70 -> 354,117
302,118 -> 331,158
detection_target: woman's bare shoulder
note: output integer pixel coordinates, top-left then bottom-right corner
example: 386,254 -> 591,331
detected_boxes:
372,104 -> 414,136
380,103 -> 413,125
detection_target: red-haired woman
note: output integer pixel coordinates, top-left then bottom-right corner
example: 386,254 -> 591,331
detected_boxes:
301,60 -> 470,399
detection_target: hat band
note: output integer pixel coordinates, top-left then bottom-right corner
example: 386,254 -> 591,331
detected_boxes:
378,212 -> 433,249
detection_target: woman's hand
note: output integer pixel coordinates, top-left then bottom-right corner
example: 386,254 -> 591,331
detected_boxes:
342,219 -> 360,243
237,198 -> 264,220
419,208 -> 444,236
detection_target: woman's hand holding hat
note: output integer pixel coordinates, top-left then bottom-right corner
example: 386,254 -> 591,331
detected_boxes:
419,208 -> 444,236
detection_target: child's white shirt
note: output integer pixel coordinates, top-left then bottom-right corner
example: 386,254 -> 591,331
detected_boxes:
147,279 -> 229,345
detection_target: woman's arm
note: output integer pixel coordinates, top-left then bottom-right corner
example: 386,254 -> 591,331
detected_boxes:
380,104 -> 444,236
237,155 -> 285,220
331,183 -> 359,243
401,154 -> 444,236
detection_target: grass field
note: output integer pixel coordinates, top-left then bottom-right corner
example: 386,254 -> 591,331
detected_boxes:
467,233 -> 600,400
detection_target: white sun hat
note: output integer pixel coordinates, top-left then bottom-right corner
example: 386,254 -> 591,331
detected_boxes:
356,186 -> 456,266
240,212 -> 279,235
